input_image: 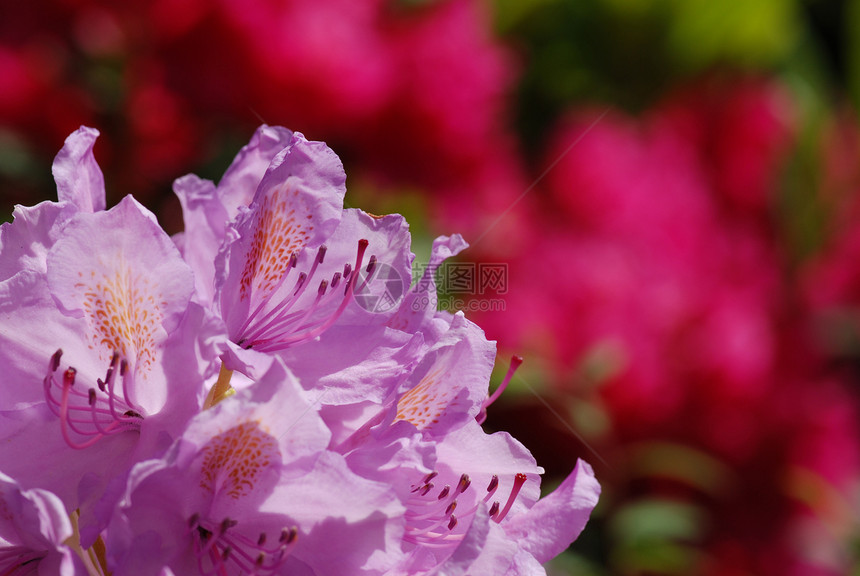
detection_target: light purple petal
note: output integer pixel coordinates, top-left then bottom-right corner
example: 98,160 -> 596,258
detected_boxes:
393,313 -> 496,436
174,125 -> 294,306
51,126 -> 105,213
47,196 -> 195,405
173,174 -> 223,304
217,124 -> 294,217
0,201 -> 72,282
434,420 -> 543,516
280,325 -> 423,405
261,451 -> 406,575
0,472 -> 77,575
434,512 -> 518,576
502,459 -> 601,564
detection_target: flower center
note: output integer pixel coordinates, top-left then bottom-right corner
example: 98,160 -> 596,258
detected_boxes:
234,239 -> 374,352
395,368 -> 451,430
188,514 -> 297,575
43,349 -> 143,450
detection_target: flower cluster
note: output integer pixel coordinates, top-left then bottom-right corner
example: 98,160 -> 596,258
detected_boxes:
0,126 -> 599,575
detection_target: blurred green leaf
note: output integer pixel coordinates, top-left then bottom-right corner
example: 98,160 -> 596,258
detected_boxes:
545,550 -> 606,576
667,0 -> 802,70
845,0 -> 860,110
610,499 -> 706,575
628,442 -> 735,495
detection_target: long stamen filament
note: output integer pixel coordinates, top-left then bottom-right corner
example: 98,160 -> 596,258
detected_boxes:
476,355 -> 523,425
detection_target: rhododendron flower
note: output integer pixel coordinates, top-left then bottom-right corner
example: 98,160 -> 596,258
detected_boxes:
178,127 -> 413,362
336,305 -> 599,573
0,128 -> 219,537
106,360 -> 405,576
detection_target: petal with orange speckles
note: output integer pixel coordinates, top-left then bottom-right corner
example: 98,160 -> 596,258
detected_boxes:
47,196 -> 194,385
216,132 -> 347,344
394,313 -> 496,437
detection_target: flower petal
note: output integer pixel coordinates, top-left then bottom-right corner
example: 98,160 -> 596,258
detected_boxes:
51,126 -> 105,213
502,459 -> 601,564
47,196 -> 194,382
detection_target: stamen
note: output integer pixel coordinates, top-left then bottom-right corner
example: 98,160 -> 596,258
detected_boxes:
220,518 -> 238,534
51,349 -> 63,371
235,239 -> 373,352
43,349 -> 143,450
292,273 -> 307,295
492,473 -> 527,523
403,469 -> 530,552
457,474 -> 471,494
280,527 -> 298,545
476,355 -> 523,425
190,516 -> 296,575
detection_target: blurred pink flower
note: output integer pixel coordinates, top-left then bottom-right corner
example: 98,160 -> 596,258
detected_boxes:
0,0 -> 523,236
472,76 -> 860,574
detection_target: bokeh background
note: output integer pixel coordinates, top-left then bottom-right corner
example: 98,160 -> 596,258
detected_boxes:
3,0 -> 860,574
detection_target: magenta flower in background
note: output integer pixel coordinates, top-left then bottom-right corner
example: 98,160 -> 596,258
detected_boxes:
0,0 -> 524,240
470,76 -> 860,575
